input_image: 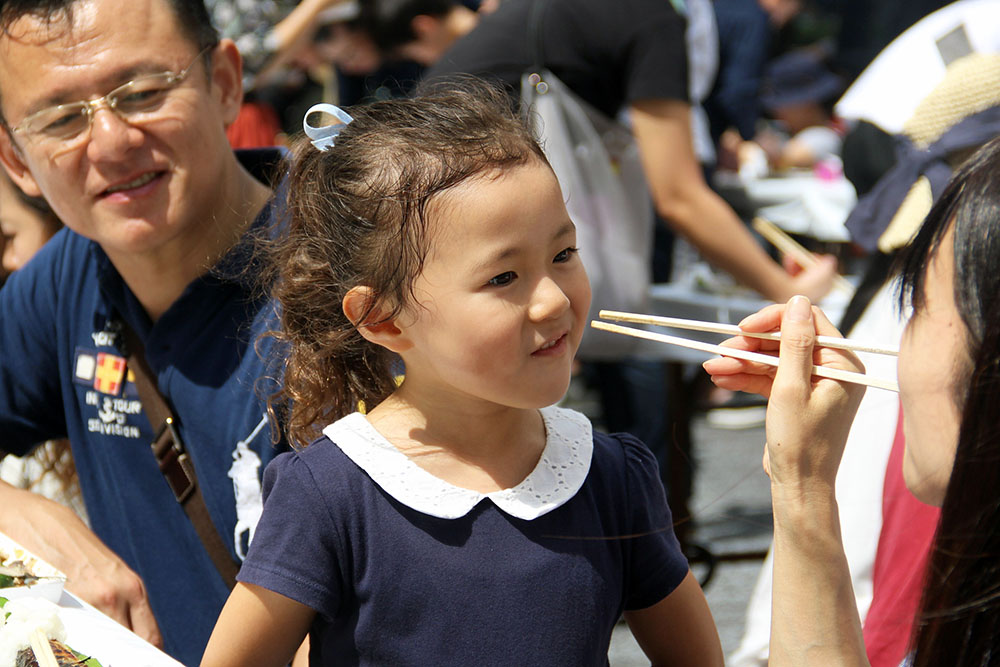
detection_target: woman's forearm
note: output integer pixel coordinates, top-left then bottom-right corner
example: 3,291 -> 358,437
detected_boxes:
769,486 -> 869,667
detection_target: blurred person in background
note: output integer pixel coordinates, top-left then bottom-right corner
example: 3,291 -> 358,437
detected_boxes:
735,47 -> 846,175
707,0 -> 804,171
362,0 -> 837,319
0,173 -> 86,523
207,0 -> 358,146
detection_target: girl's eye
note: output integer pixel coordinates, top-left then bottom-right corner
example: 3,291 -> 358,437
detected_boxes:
554,247 -> 579,263
488,271 -> 517,287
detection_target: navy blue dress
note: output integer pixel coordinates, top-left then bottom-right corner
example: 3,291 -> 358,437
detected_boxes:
239,407 -> 689,665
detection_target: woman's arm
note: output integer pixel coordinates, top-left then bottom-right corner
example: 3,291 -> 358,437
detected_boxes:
702,296 -> 869,666
201,582 -> 315,667
625,570 -> 724,666
629,100 -> 837,304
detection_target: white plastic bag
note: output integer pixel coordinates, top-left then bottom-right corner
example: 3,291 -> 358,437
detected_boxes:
521,70 -> 654,360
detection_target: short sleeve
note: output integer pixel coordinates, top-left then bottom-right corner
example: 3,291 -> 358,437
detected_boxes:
620,0 -> 689,105
616,433 -> 690,610
237,447 -> 346,619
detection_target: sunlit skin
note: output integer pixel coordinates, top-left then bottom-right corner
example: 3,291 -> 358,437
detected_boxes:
0,176 -> 60,272
696,219 -> 973,665
897,227 -> 966,506
356,160 -> 592,494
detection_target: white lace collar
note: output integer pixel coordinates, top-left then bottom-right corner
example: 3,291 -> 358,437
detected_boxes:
322,406 -> 593,521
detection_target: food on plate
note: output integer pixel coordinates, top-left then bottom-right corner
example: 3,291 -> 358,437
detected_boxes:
0,560 -> 58,588
0,534 -> 68,601
0,597 -> 102,667
16,632 -> 89,667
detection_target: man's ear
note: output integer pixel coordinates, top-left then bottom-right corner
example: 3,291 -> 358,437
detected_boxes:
0,131 -> 42,197
210,39 -> 244,127
343,285 -> 413,353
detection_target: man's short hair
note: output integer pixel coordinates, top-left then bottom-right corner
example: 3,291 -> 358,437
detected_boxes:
0,0 -> 219,51
0,0 -> 218,120
361,0 -> 457,52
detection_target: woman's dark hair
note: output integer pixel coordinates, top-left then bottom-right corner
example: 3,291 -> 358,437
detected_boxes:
896,135 -> 1000,666
267,78 -> 548,447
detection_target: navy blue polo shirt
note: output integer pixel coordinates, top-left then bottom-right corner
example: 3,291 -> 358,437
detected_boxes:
0,149 -> 289,665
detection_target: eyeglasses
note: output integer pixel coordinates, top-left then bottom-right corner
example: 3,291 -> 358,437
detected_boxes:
7,46 -> 212,150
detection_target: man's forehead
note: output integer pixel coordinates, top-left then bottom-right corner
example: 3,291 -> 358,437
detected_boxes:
0,0 -> 188,114
0,0 -> 180,57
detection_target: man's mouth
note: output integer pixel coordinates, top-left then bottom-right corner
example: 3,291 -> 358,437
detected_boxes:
103,172 -> 158,195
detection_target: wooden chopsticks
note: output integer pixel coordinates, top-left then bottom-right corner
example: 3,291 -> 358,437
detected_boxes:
599,310 -> 899,357
752,216 -> 856,296
29,628 -> 59,667
591,313 -> 899,393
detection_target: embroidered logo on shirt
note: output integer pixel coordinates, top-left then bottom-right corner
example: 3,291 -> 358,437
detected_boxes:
94,352 -> 126,395
75,352 -> 96,382
230,415 -> 267,561
75,346 -> 144,440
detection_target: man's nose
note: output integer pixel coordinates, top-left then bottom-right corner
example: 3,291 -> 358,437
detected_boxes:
85,105 -> 140,161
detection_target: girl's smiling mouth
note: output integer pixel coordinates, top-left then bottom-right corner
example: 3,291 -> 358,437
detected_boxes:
533,333 -> 568,356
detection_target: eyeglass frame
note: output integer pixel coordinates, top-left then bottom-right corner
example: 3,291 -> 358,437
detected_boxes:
3,44 -> 215,147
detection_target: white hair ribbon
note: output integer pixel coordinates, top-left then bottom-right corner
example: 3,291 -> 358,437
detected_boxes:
303,103 -> 354,151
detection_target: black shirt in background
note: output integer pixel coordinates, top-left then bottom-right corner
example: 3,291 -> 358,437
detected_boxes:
425,0 -> 689,119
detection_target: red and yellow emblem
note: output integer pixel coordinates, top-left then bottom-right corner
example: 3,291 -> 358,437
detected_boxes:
94,352 -> 127,395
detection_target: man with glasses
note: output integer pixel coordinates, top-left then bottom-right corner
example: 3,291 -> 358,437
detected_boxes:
0,0 -> 290,663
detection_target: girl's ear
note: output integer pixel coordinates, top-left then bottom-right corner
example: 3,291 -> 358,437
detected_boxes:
343,286 -> 413,353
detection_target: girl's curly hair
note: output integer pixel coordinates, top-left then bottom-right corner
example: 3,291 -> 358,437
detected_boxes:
267,77 -> 548,447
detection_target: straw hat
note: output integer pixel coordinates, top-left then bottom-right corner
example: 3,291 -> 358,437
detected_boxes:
844,52 -> 1000,253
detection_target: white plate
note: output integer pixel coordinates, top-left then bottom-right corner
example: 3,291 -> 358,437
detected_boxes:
0,532 -> 67,603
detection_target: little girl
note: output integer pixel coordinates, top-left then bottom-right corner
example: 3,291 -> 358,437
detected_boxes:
202,82 -> 722,666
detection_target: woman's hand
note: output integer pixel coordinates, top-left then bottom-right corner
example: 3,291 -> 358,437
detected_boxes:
707,296 -> 871,666
702,295 -> 866,495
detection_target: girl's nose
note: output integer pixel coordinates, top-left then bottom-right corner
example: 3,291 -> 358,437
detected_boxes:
529,276 -> 572,322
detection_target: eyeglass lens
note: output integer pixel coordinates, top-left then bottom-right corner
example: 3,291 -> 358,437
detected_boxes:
30,73 -> 180,141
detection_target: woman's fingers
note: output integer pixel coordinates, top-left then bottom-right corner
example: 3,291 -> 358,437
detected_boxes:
708,370 -> 776,398
702,354 -> 776,386
771,296 -> 818,395
701,298 -> 863,402
737,304 -> 784,334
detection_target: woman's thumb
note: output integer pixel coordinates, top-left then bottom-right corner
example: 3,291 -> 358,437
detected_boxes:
774,295 -> 816,390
